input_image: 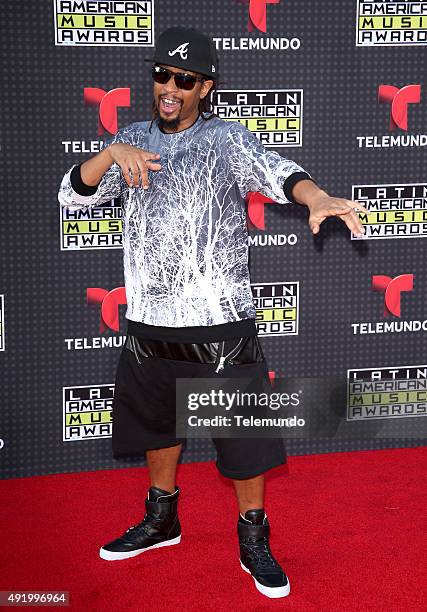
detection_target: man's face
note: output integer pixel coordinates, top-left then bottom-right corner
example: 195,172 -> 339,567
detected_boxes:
153,63 -> 213,132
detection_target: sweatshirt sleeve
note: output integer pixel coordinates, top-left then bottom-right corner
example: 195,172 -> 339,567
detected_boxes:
225,121 -> 316,205
57,125 -> 135,212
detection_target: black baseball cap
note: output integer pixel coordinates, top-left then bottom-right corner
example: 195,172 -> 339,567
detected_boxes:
144,26 -> 218,80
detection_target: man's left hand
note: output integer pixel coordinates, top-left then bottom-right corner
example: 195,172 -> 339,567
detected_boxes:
307,193 -> 369,238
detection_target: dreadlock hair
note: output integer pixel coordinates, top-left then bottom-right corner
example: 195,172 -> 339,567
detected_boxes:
199,78 -> 218,120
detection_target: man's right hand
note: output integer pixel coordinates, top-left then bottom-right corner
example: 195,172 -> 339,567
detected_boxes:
107,143 -> 162,189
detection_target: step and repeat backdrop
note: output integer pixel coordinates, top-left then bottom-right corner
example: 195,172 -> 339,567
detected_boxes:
1,0 -> 426,478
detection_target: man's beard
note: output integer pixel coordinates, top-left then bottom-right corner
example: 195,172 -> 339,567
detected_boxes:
157,101 -> 182,132
158,114 -> 181,132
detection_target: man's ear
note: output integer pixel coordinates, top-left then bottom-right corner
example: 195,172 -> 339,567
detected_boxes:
200,79 -> 214,99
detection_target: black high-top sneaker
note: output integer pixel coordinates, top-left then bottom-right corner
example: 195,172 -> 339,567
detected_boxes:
238,508 -> 290,598
99,486 -> 181,560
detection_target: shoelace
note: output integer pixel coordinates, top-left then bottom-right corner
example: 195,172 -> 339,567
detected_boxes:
124,513 -> 165,539
243,537 -> 281,571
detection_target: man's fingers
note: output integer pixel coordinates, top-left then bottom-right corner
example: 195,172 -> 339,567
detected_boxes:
142,151 -> 162,174
129,162 -> 141,187
310,207 -> 365,237
309,197 -> 367,236
347,199 -> 369,214
135,159 -> 149,189
336,208 -> 365,236
328,201 -> 366,236
113,146 -> 162,187
348,210 -> 365,236
121,161 -> 140,187
308,211 -> 322,235
335,203 -> 366,235
121,164 -> 133,187
136,156 -> 162,188
347,200 -> 368,235
119,147 -> 162,189
330,199 -> 369,215
142,150 -> 161,161
145,160 -> 162,171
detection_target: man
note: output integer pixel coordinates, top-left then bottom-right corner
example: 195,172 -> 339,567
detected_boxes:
58,26 -> 368,599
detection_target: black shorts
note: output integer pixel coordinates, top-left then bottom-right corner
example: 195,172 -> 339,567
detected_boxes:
111,334 -> 287,480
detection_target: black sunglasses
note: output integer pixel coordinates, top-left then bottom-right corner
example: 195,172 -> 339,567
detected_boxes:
151,65 -> 205,91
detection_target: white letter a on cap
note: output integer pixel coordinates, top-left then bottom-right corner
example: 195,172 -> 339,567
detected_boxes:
168,42 -> 189,60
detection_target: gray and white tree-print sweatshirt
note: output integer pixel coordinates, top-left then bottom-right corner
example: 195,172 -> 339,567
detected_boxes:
58,112 -> 313,331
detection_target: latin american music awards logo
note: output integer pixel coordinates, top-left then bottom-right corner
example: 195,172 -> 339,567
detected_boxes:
214,88 -> 304,148
63,383 -> 114,441
347,363 -> 427,421
351,181 -> 427,241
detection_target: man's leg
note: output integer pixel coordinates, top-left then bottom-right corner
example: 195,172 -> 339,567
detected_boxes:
146,443 -> 183,493
229,457 -> 290,599
232,474 -> 264,514
233,471 -> 290,598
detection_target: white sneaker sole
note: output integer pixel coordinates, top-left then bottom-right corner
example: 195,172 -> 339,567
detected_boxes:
240,559 -> 291,598
99,534 -> 181,560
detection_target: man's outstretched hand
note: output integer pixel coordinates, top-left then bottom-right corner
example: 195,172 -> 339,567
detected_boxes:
307,193 -> 369,238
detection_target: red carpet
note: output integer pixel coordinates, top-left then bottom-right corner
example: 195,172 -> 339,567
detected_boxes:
1,447 -> 426,611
